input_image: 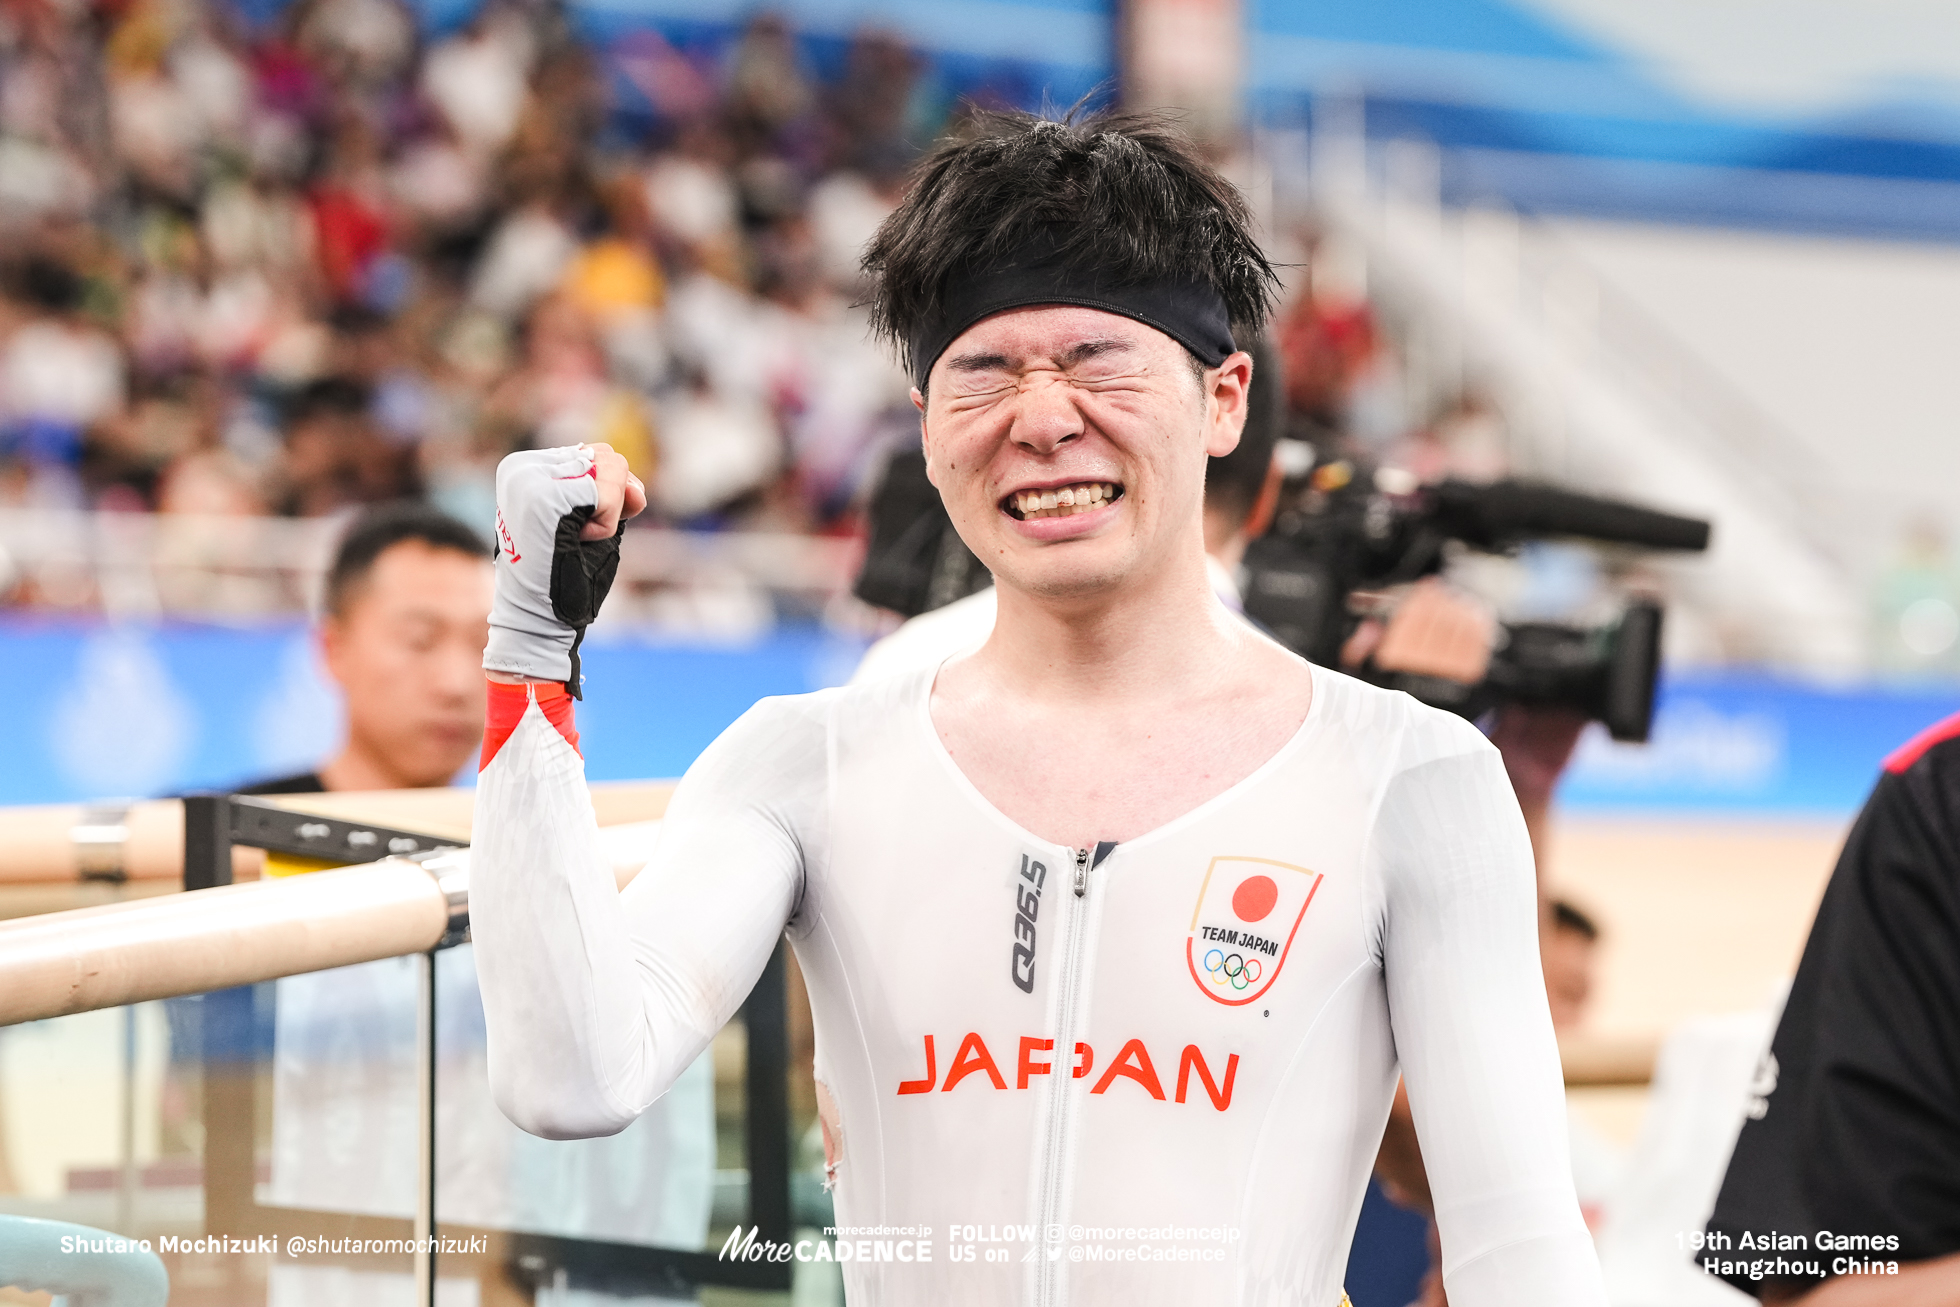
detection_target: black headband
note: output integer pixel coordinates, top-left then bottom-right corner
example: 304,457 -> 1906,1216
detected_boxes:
906,234 -> 1237,389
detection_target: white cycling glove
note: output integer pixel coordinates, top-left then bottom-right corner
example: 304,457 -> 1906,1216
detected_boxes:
483,445 -> 623,697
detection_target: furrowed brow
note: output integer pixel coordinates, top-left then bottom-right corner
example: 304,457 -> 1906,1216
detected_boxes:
946,351 -> 1015,372
943,338 -> 1136,376
1056,338 -> 1135,367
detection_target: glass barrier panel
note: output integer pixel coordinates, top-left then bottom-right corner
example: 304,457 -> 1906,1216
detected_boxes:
0,972 -> 418,1306
425,944 -> 840,1307
0,926 -> 837,1306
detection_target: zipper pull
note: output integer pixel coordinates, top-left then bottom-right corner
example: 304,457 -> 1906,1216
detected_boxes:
1073,847 -> 1090,897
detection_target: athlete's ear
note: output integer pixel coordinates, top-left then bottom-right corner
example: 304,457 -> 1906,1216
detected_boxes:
915,387 -> 943,490
317,613 -> 348,691
1203,350 -> 1253,459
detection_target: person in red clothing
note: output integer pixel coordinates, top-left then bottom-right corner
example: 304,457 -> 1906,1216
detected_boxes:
1276,238 -> 1378,434
311,185 -> 390,302
309,119 -> 394,305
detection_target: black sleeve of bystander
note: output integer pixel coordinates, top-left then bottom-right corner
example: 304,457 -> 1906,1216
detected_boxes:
1703,739 -> 1960,1297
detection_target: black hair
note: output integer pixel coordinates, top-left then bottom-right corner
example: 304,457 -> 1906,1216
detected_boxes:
863,106 -> 1279,377
15,256 -> 84,314
324,501 -> 489,617
285,376 -> 372,427
1550,898 -> 1600,942
328,303 -> 389,335
1205,334 -> 1282,518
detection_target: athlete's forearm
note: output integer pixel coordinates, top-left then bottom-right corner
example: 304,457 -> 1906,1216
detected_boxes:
471,682 -> 664,1136
474,441 -> 789,1137
1764,1256 -> 1960,1307
471,681 -> 810,1140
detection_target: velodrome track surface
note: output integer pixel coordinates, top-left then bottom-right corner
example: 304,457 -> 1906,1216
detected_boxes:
1551,817 -> 1846,1141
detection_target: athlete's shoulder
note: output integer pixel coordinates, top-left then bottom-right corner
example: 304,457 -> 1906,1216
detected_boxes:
731,683 -> 845,731
1306,662 -> 1494,774
674,687 -> 843,822
829,658 -> 936,712
698,685 -> 841,776
722,664 -> 935,750
1868,709 -> 1960,863
849,588 -> 997,686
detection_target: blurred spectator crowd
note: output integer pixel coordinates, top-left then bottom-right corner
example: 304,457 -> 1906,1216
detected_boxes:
0,0 -> 943,558
0,0 -> 1723,646
0,0 -> 1946,679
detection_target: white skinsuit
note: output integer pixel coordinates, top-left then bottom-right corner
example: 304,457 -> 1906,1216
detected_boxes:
469,661 -> 1608,1306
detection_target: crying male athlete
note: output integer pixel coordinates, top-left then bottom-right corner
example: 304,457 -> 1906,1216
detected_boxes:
469,109 -> 1607,1306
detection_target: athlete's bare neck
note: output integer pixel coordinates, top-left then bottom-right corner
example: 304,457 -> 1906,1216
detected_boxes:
930,545 -> 1313,848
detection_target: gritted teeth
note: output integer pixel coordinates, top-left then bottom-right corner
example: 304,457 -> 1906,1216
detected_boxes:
1004,481 -> 1122,521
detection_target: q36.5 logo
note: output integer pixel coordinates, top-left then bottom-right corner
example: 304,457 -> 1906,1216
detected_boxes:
1010,853 -> 1046,992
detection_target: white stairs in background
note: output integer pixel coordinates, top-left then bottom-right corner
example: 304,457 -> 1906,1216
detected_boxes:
1267,123 -> 1866,675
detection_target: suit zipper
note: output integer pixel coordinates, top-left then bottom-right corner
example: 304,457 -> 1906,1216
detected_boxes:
1036,845 -> 1095,1307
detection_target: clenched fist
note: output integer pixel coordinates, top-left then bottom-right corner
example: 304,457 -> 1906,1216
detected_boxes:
483,443 -> 646,695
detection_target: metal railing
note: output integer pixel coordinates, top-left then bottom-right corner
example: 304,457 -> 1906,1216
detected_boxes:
0,782 -> 670,886
0,858 -> 457,1026
0,511 -> 862,621
0,781 -> 797,1302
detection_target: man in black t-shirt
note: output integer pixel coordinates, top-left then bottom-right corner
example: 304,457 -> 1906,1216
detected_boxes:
1703,713 -> 1960,1304
161,503 -> 494,1152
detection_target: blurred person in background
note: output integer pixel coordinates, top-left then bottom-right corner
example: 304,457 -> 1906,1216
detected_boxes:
0,255 -> 124,507
1542,898 -> 1601,1032
177,500 -> 710,1291
1276,229 -> 1379,446
272,374 -> 415,515
239,501 -> 490,793
1703,711 -> 1960,1305
159,501 -> 491,1166
1540,899 -> 1623,1232
1872,518 -> 1960,679
1391,390 -> 1509,486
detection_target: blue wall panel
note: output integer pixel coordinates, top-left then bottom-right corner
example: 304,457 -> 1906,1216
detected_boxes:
0,619 -> 867,804
1560,671 -> 1960,818
2,617 -> 1955,817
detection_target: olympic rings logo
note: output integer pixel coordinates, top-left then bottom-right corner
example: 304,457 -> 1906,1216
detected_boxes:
1203,949 -> 1263,991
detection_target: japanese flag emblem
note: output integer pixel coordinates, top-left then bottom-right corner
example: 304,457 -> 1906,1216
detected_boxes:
1186,857 -> 1323,1005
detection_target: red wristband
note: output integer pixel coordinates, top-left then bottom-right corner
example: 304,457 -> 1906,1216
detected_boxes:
482,679 -> 581,771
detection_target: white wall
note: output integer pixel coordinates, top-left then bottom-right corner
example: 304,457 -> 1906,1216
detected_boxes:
1546,217 -> 1960,571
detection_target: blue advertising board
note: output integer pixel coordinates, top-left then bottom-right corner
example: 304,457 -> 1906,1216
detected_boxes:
1,616 -> 1954,816
1559,670 -> 1960,817
0,618 -> 867,805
